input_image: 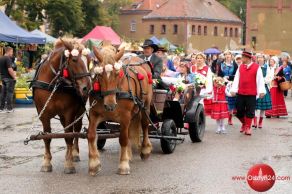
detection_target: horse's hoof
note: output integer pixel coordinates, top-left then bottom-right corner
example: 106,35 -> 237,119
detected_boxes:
140,153 -> 150,161
89,164 -> 101,176
64,166 -> 76,174
118,168 -> 130,175
40,165 -> 52,172
73,156 -> 80,162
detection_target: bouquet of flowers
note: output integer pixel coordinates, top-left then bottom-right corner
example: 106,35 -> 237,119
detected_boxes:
169,77 -> 185,94
194,73 -> 207,87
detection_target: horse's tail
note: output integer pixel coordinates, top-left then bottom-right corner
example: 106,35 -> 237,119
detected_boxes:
128,114 -> 142,149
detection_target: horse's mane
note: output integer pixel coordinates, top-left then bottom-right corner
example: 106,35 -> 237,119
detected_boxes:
54,37 -> 85,50
99,45 -> 117,63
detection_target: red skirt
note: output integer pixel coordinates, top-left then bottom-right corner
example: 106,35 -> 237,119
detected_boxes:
265,87 -> 288,117
211,102 -> 229,120
204,99 -> 213,116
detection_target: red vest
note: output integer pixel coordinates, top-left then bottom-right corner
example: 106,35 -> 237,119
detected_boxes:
196,65 -> 209,77
238,63 -> 259,95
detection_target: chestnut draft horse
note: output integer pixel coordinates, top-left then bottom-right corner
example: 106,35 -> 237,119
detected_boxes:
87,45 -> 153,175
32,39 -> 91,174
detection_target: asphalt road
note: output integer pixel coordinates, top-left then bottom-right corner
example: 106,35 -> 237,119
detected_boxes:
0,96 -> 292,194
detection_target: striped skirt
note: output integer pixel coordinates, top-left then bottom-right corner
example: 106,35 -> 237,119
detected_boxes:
204,99 -> 213,116
256,85 -> 272,110
211,102 -> 229,120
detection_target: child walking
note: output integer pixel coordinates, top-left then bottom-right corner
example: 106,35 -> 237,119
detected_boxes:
211,77 -> 229,134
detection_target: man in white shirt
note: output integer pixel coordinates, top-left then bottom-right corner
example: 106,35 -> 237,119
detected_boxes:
231,51 -> 266,135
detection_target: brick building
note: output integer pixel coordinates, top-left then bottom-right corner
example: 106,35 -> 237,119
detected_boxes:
246,0 -> 292,53
118,0 -> 243,51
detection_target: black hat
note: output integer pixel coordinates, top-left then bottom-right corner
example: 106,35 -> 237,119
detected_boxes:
141,39 -> 159,53
242,51 -> 252,58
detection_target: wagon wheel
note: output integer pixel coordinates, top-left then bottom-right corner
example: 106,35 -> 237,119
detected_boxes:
160,119 -> 177,154
188,104 -> 205,142
96,122 -> 107,150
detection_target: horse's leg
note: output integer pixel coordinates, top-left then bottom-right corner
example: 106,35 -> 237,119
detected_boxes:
72,119 -> 82,162
118,119 -> 131,175
87,111 -> 101,176
40,118 -> 53,172
60,116 -> 76,174
140,112 -> 152,160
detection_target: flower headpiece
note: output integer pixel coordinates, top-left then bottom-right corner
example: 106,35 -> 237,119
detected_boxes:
65,48 -> 91,58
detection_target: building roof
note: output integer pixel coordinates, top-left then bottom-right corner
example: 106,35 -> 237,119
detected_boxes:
143,0 -> 242,23
122,0 -> 168,11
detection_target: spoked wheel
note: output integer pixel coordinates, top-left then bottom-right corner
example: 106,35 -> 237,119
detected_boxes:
160,119 -> 177,154
189,104 -> 205,142
96,122 -> 107,150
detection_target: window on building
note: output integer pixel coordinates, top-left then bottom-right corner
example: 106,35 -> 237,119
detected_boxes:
229,28 -> 233,37
161,25 -> 166,34
192,25 -> 196,35
214,26 -> 218,36
204,26 -> 207,36
252,36 -> 257,49
235,28 -> 239,37
173,24 -> 178,34
224,27 -> 228,37
198,25 -> 201,35
150,25 -> 155,34
130,20 -> 136,32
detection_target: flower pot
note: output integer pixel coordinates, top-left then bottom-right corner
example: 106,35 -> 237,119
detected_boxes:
14,88 -> 33,104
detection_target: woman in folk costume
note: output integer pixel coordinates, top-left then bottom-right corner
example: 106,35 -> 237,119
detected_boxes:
265,56 -> 288,117
190,52 -> 213,115
217,50 -> 238,125
211,77 -> 229,134
230,51 -> 266,136
280,53 -> 292,97
253,53 -> 273,128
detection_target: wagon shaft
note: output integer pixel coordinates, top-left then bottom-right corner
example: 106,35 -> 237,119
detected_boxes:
29,132 -> 88,141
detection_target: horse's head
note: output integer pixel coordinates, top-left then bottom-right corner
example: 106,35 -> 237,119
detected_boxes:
52,39 -> 91,99
92,45 -> 124,111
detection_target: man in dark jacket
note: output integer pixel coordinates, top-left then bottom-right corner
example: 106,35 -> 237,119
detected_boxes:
0,47 -> 16,113
139,39 -> 163,80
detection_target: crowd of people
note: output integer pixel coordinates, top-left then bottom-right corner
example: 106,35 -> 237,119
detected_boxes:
138,39 -> 291,136
1,39 -> 291,135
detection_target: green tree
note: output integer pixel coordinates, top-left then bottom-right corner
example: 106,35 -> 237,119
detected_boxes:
102,0 -> 134,30
75,0 -> 104,37
0,0 -> 16,17
46,0 -> 84,37
0,0 -> 47,30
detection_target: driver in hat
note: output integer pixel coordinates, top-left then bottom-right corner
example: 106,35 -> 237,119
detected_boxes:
139,39 -> 163,80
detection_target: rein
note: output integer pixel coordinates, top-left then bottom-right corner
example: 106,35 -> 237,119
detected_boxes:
49,53 -> 91,88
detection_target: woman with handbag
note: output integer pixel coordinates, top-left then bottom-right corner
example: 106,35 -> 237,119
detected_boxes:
265,57 -> 288,118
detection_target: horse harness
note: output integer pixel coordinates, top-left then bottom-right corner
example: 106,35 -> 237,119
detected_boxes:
30,50 -> 91,104
90,61 -> 153,111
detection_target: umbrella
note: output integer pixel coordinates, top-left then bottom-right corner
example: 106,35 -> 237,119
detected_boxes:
204,48 -> 221,55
